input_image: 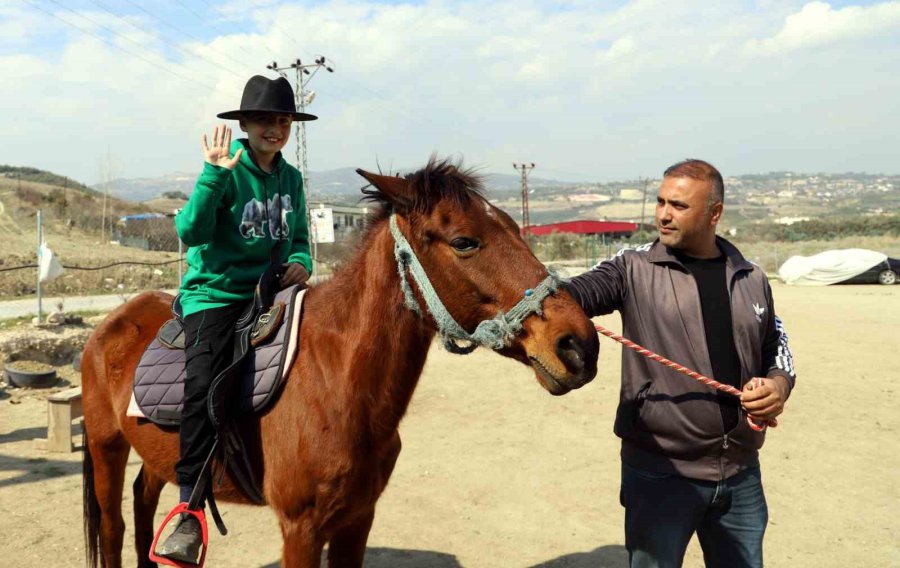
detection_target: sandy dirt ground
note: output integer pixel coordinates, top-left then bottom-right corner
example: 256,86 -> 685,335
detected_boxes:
0,283 -> 898,567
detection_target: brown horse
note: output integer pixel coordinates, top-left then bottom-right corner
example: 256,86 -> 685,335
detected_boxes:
81,158 -> 600,567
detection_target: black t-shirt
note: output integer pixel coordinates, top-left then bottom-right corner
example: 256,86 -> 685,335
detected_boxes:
676,251 -> 742,433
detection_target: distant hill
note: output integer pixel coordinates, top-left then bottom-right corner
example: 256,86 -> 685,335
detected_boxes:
100,172 -> 198,203
99,167 -> 577,202
81,166 -> 899,231
0,165 -> 96,195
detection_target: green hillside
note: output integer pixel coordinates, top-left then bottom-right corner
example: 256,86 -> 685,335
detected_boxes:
0,165 -> 96,195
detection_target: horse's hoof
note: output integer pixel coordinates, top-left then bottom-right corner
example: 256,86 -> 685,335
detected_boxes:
157,514 -> 203,565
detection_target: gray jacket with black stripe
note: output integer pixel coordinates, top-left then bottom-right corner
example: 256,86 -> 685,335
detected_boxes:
565,237 -> 796,482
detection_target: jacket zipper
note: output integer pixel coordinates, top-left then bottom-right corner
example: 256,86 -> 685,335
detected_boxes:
719,268 -> 740,483
682,261 -> 731,483
724,267 -> 745,450
717,434 -> 729,482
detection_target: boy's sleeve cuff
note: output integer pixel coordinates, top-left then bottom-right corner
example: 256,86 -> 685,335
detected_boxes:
287,254 -> 313,274
198,162 -> 232,185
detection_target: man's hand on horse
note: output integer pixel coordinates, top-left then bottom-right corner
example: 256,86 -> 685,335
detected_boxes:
740,375 -> 790,421
280,263 -> 310,288
202,124 -> 243,170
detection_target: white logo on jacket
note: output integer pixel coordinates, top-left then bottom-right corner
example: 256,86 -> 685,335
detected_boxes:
753,302 -> 766,323
239,194 -> 292,240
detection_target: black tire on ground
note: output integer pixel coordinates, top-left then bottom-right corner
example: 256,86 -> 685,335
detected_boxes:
4,364 -> 58,388
877,270 -> 897,285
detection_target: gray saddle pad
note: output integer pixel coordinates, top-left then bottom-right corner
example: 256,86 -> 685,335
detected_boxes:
132,285 -> 304,427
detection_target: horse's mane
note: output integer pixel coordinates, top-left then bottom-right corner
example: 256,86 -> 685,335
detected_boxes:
360,155 -> 485,226
313,156 -> 485,309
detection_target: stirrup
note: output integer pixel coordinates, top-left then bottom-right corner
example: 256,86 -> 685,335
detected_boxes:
149,503 -> 209,568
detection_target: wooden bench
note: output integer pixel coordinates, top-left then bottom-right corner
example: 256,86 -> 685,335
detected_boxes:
46,387 -> 83,453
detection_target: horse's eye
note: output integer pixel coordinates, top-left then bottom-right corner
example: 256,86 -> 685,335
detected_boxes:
450,237 -> 479,252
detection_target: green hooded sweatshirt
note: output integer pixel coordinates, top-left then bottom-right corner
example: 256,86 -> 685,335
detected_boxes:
175,138 -> 312,317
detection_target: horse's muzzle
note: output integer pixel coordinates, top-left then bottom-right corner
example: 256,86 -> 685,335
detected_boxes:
555,333 -> 598,388
526,330 -> 598,396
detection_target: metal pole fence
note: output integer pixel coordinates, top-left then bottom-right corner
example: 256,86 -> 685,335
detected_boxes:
36,209 -> 43,324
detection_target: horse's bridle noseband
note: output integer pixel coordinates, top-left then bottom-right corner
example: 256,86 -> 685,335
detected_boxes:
389,214 -> 560,354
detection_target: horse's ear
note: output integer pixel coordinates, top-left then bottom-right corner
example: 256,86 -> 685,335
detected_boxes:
356,169 -> 415,211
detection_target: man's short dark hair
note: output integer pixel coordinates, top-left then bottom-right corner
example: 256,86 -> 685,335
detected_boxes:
663,159 -> 724,207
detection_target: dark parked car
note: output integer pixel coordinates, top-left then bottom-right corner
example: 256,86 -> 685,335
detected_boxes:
840,257 -> 900,285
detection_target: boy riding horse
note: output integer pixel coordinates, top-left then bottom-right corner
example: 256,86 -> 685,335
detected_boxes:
156,75 -> 315,564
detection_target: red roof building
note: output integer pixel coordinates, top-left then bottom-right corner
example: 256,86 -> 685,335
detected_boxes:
524,220 -> 638,237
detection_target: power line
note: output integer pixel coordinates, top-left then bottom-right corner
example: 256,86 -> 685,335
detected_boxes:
536,166 -> 601,181
179,4 -> 511,155
117,0 -> 261,74
182,0 -> 283,63
82,0 -> 247,80
20,0 -> 215,89
0,258 -> 181,273
317,67 -> 531,166
0,253 -> 340,274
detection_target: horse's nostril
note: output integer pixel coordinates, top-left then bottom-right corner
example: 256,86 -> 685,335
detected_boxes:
556,334 -> 585,374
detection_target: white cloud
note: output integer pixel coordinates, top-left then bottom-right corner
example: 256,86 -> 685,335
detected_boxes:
1,1 -> 899,185
747,1 -> 900,55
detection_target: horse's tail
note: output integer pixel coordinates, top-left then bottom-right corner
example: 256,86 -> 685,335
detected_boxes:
83,423 -> 101,568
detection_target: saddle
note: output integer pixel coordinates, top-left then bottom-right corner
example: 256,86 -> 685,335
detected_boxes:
128,283 -> 307,506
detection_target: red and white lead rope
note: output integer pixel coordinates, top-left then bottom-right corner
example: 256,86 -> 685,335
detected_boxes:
595,325 -> 776,432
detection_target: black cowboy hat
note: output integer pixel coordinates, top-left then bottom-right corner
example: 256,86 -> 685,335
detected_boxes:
217,75 -> 317,121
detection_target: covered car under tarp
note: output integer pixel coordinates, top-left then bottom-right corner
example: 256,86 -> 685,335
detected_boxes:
778,249 -> 888,285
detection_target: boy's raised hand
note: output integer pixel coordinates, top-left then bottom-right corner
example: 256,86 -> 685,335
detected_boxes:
202,124 -> 243,169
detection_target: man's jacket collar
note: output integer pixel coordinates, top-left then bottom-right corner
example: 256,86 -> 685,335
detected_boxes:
647,236 -> 754,274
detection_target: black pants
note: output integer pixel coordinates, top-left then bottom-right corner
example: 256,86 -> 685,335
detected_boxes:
174,301 -> 249,487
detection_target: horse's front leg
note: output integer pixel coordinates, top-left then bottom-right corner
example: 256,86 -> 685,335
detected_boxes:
326,511 -> 375,568
328,433 -> 403,568
278,512 -> 325,568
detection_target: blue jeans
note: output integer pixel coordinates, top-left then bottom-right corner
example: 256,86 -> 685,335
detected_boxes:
620,462 -> 768,568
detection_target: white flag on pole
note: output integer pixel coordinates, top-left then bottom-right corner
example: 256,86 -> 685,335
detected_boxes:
39,242 -> 65,283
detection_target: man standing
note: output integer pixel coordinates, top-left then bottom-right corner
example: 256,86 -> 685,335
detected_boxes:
565,159 -> 795,568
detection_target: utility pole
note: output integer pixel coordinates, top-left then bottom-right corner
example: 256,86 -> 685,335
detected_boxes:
266,57 -> 334,201
639,176 -> 650,232
101,150 -> 111,244
267,57 -> 334,277
513,162 -> 535,237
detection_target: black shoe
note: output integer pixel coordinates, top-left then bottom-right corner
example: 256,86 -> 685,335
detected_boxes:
157,513 -> 203,565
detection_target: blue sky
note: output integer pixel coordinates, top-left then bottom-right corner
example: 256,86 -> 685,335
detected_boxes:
2,0 -> 899,186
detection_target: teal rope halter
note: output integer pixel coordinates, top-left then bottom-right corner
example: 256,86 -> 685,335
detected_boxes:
389,214 -> 560,354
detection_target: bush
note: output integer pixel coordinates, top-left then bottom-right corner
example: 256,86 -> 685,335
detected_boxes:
740,215 -> 900,242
